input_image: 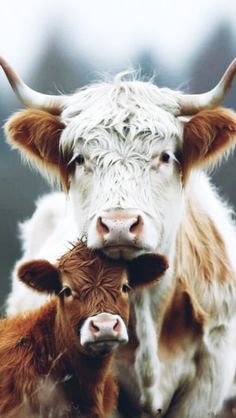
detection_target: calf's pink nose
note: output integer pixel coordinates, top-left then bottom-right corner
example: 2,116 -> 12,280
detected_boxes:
89,314 -> 121,337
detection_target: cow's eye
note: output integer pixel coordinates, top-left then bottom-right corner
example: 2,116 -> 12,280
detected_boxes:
59,286 -> 72,297
74,154 -> 85,165
160,152 -> 170,163
122,283 -> 131,293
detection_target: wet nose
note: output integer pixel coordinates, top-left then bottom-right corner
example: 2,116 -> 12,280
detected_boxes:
97,213 -> 144,242
89,313 -> 122,338
80,313 -> 129,354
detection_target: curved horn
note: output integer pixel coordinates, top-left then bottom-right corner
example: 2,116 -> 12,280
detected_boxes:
177,58 -> 236,115
0,57 -> 67,115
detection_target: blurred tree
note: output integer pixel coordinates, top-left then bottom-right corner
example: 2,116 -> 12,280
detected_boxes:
30,30 -> 95,94
133,49 -> 184,88
189,22 -> 235,107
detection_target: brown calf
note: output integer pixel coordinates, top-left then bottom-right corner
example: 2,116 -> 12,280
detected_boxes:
0,243 -> 168,418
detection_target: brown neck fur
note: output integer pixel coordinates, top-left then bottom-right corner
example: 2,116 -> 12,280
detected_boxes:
0,300 -> 117,418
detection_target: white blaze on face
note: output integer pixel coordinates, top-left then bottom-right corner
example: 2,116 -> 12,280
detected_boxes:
61,78 -> 185,259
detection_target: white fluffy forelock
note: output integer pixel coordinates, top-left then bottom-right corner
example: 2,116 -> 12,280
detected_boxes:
59,74 -> 183,156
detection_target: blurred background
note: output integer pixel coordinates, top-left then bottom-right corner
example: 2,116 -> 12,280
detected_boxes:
0,0 -> 235,309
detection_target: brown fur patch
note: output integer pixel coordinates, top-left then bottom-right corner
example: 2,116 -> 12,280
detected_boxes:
176,198 -> 234,285
183,108 -> 236,181
18,259 -> 61,294
0,243 -> 130,417
5,109 -> 72,190
160,278 -> 205,357
175,196 -> 235,317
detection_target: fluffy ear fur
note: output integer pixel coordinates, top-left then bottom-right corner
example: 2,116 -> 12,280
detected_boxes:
5,109 -> 71,189
127,253 -> 169,288
182,108 -> 236,181
17,259 -> 62,294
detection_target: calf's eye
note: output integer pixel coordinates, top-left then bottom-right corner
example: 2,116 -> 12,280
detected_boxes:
59,286 -> 72,297
74,154 -> 85,165
64,287 -> 72,297
122,283 -> 131,293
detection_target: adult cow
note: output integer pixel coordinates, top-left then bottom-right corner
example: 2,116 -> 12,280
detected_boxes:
1,56 -> 236,417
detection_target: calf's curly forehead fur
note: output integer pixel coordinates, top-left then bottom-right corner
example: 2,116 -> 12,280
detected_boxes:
58,244 -> 126,296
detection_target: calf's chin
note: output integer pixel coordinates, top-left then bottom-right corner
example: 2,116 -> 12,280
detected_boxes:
83,341 -> 123,357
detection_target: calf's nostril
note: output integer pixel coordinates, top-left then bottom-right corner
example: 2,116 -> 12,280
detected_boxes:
89,320 -> 100,334
113,319 -> 121,333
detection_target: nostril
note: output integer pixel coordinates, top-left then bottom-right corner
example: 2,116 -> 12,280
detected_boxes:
130,217 -> 139,233
89,320 -> 100,334
113,319 -> 121,333
97,217 -> 110,236
130,215 -> 143,234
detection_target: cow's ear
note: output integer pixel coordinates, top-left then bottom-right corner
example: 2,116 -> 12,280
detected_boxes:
17,259 -> 62,294
5,109 -> 70,189
127,253 -> 169,288
182,108 -> 236,181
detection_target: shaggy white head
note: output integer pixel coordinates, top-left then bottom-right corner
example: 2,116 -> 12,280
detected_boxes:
60,76 -> 185,259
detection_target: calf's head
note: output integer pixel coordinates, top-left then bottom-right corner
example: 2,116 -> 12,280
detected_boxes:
2,57 -> 236,259
17,243 -> 168,356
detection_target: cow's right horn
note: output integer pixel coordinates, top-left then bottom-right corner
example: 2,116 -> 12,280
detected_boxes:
0,57 -> 67,115
177,58 -> 236,115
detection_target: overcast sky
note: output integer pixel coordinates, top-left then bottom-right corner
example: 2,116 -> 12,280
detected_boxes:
0,0 -> 235,77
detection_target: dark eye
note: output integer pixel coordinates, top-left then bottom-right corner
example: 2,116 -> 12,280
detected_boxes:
122,283 -> 131,293
160,152 -> 170,163
74,154 -> 85,165
59,286 -> 72,297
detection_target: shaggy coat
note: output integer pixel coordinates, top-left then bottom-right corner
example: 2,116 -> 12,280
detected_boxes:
1,57 -> 236,417
0,243 -> 167,418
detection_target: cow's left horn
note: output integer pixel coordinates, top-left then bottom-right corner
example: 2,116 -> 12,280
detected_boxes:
0,57 -> 67,115
177,58 -> 236,115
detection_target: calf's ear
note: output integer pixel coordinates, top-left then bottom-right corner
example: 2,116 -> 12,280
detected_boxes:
5,109 -> 70,189
127,253 -> 169,288
183,108 -> 236,181
17,259 -> 62,294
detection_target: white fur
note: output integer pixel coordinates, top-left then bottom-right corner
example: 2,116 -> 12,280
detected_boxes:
5,75 -> 236,416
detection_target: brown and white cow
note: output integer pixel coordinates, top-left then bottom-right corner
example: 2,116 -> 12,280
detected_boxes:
1,56 -> 236,417
0,242 -> 167,418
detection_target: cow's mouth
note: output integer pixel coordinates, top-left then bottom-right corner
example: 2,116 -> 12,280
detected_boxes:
102,244 -> 145,260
